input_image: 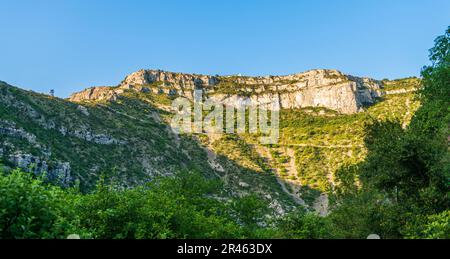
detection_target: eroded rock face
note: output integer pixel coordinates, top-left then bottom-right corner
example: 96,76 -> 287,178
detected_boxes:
70,69 -> 384,114
69,86 -> 120,102
8,152 -> 73,187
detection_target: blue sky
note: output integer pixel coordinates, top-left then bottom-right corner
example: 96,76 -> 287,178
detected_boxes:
0,0 -> 449,97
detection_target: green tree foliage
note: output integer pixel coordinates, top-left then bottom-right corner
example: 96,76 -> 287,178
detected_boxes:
0,168 -> 277,239
334,163 -> 360,198
74,172 -> 244,239
274,209 -> 329,239
327,26 -> 450,239
0,169 -> 76,239
404,210 -> 450,239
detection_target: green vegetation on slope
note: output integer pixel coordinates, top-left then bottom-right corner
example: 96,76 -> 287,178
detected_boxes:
237,83 -> 421,196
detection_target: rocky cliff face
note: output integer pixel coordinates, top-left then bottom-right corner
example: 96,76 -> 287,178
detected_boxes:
70,69 -> 384,114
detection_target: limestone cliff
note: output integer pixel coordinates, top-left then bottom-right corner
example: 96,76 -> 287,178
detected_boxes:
70,69 -> 384,114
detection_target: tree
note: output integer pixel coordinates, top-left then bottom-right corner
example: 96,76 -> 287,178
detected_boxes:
404,210 -> 450,239
327,26 -> 450,239
274,209 -> 329,239
0,169 -> 76,239
231,194 -> 270,230
74,171 -> 244,239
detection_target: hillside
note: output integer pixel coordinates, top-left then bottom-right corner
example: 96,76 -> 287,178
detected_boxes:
0,71 -> 420,214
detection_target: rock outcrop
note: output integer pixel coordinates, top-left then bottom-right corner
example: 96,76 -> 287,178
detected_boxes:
70,69 -> 384,114
8,152 -> 73,187
0,120 -> 73,186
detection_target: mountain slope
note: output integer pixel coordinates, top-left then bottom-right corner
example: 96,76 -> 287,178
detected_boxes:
0,80 -> 297,213
0,71 -> 420,213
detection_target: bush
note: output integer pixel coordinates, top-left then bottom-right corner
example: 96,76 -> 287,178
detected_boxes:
0,169 -> 76,239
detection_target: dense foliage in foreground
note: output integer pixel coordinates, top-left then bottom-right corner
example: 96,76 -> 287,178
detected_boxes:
0,168 -> 330,239
0,164 -> 447,239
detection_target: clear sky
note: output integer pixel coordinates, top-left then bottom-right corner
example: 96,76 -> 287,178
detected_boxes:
0,0 -> 449,97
